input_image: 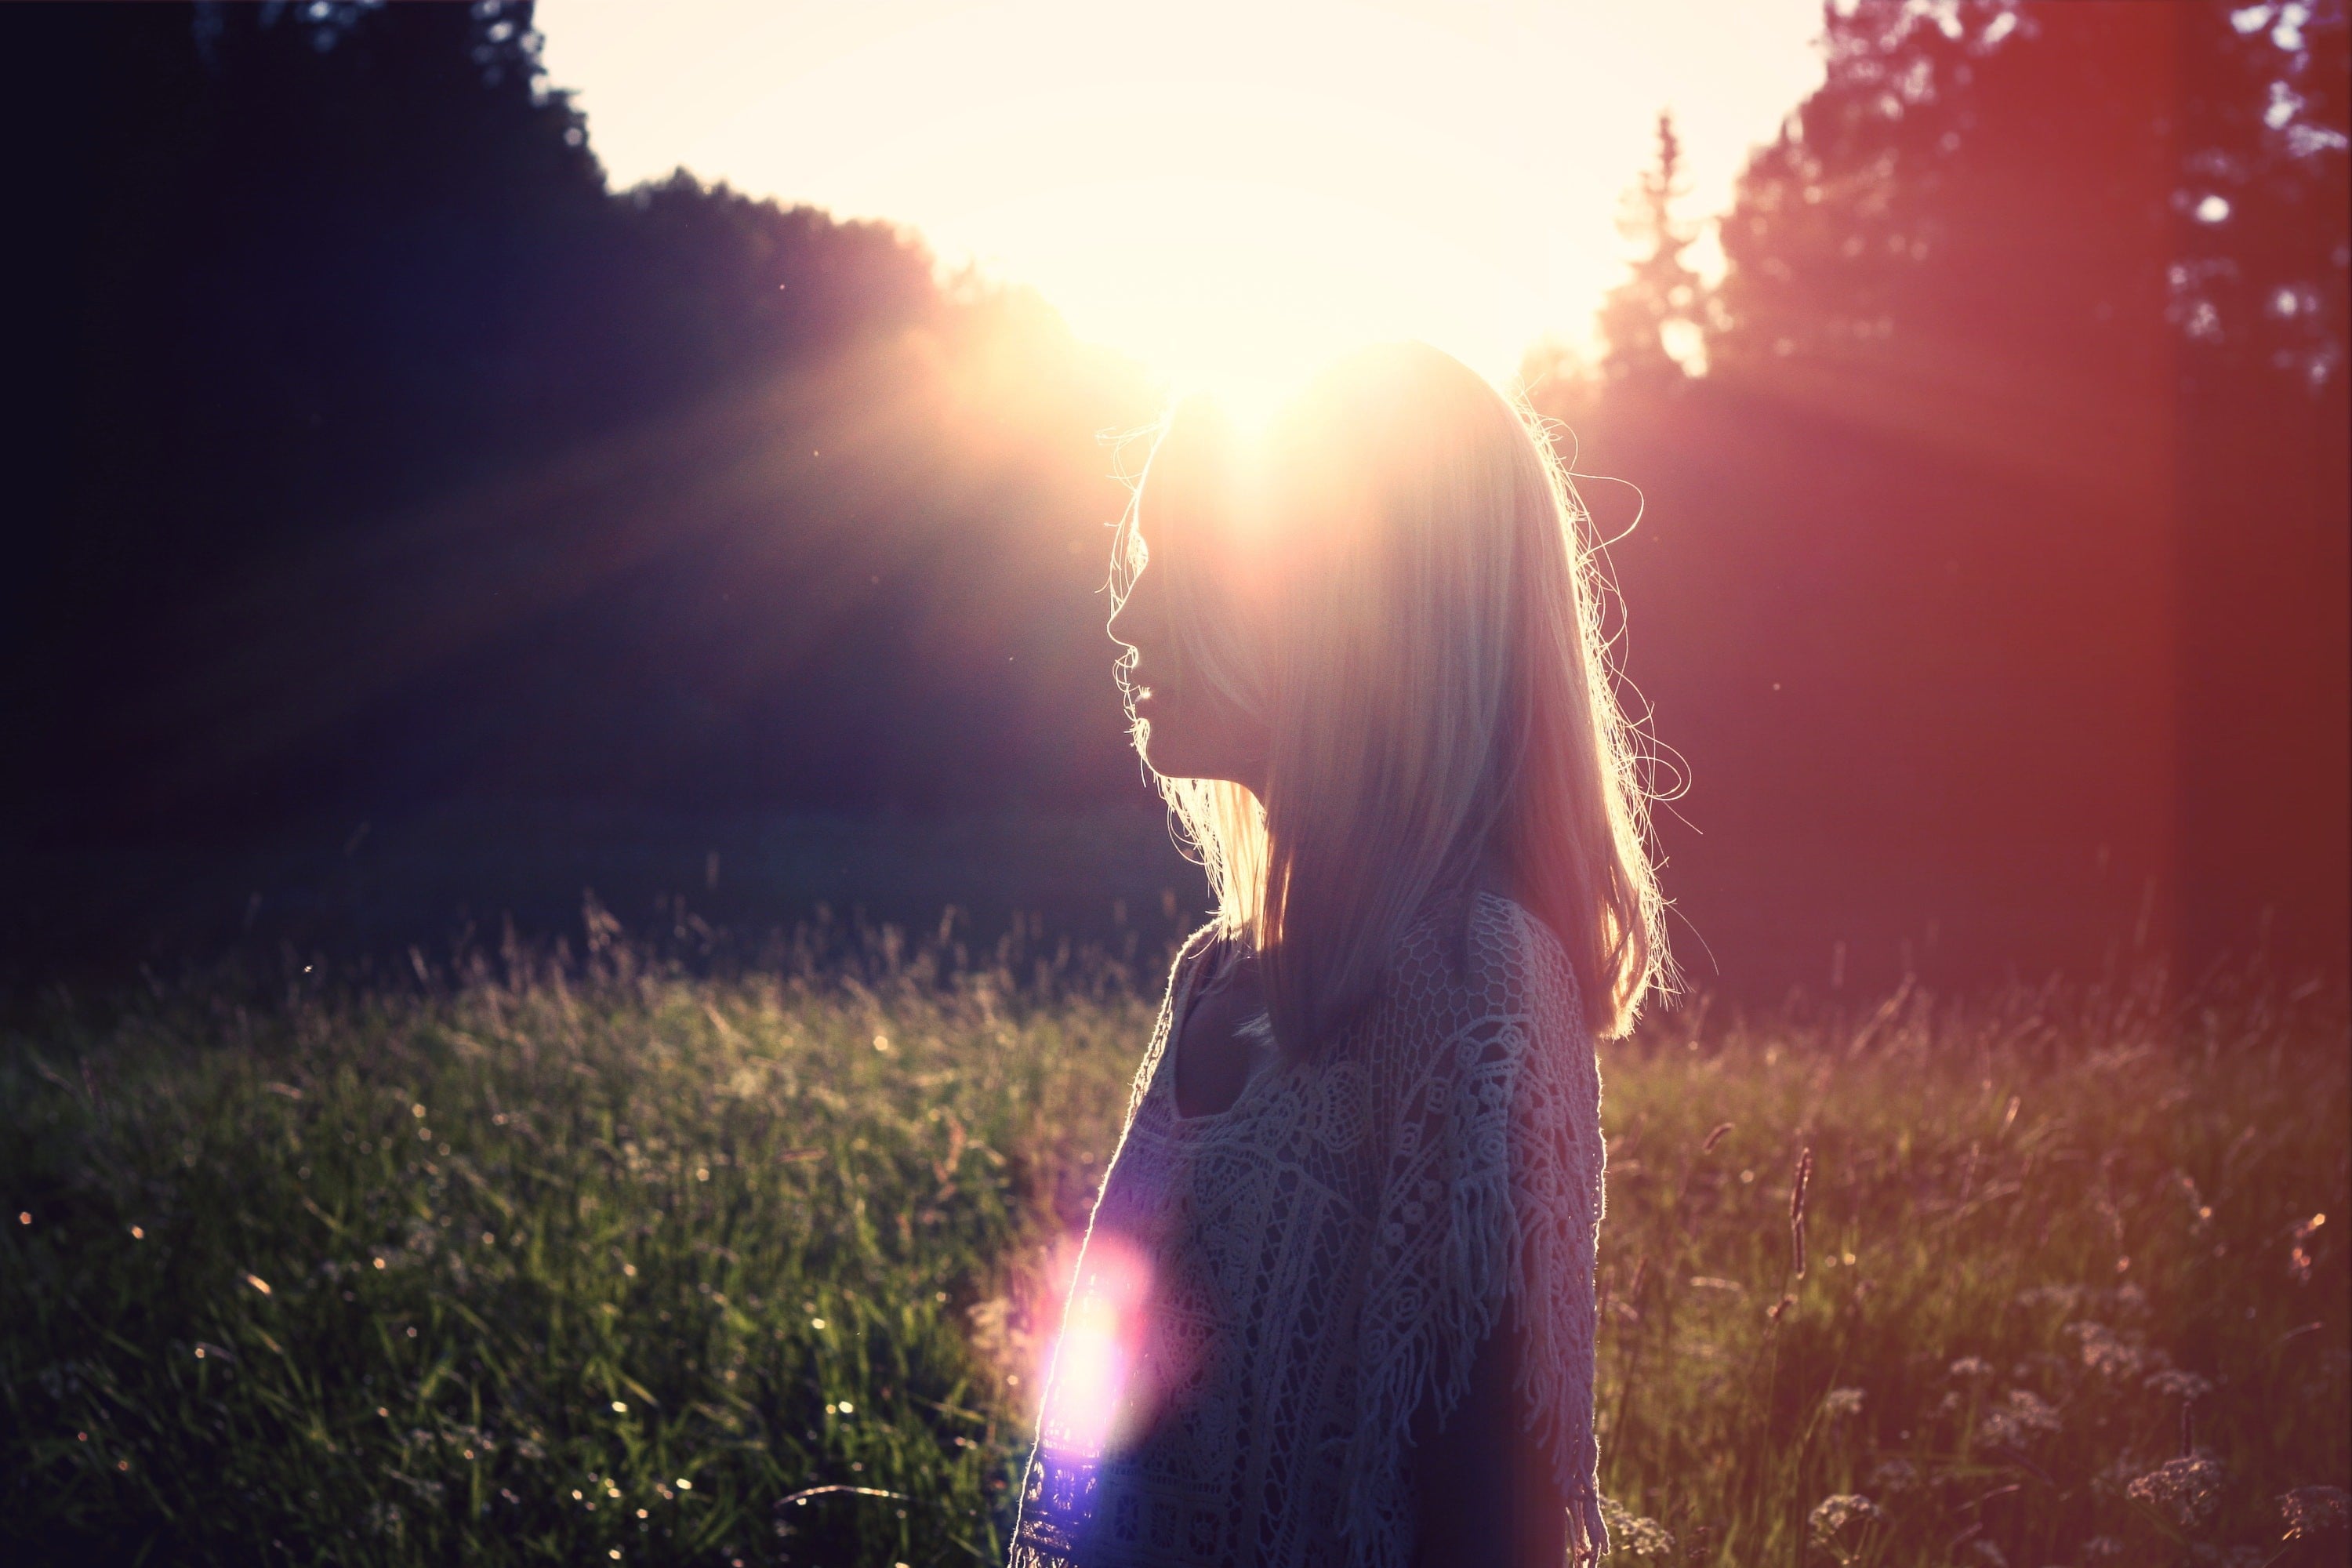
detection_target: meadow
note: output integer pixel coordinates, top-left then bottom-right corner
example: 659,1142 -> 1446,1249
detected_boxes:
2,913 -> 2344,1567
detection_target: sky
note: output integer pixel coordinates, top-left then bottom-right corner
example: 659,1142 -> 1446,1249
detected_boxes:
535,0 -> 1830,410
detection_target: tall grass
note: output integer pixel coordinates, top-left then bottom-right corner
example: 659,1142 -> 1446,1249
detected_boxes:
2,918 -> 2344,1566
1592,968 -> 2347,1567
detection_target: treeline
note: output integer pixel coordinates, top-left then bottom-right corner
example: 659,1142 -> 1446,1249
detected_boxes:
1530,1 -> 2347,982
2,0 -> 1157,837
2,2 -> 2343,982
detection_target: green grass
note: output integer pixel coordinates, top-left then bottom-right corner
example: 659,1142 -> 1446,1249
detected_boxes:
2,924 -> 2344,1566
1592,970 -> 2347,1567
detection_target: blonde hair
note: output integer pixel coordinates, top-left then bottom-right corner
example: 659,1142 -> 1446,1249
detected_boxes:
1112,342 -> 1664,1050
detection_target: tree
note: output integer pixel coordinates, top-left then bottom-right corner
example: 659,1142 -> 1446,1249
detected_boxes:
1598,110 -> 1710,387
1707,0 -> 2347,964
0,0 -> 1156,844
1597,0 -> 2350,980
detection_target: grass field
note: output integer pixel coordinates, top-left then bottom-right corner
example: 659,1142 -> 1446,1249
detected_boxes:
2,916 -> 2345,1566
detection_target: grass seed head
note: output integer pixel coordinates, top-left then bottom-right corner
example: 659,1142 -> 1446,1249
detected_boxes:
1790,1145 -> 1815,1277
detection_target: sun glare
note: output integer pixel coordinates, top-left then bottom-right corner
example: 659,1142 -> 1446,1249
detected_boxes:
1006,171 -> 1549,426
538,0 -> 1828,397
1036,1232 -> 1155,1462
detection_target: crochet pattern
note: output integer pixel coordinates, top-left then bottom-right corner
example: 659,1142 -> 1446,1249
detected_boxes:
1010,891 -> 1608,1566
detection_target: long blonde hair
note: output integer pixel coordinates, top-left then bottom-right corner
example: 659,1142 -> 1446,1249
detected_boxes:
1113,342 -> 1664,1051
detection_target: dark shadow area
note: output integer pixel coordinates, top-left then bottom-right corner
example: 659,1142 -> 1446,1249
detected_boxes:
1529,3 -> 2349,992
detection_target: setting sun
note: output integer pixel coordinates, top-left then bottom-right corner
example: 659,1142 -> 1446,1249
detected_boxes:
537,0 -> 1828,406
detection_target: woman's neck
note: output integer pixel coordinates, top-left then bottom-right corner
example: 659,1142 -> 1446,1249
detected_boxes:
1473,846 -> 1524,906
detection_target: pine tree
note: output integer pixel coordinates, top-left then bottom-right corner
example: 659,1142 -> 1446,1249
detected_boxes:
1599,109 -> 1708,387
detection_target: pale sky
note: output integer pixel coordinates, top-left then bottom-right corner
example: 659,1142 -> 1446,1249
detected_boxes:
535,0 -> 1828,408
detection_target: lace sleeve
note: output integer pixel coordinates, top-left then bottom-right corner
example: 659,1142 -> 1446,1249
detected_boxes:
1345,895 -> 1609,1568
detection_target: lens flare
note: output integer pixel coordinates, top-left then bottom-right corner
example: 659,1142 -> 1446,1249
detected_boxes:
1036,1232 -> 1154,1461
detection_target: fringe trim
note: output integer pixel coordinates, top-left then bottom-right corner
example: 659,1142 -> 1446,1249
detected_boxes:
1341,899 -> 1607,1566
1567,1487 -> 1612,1566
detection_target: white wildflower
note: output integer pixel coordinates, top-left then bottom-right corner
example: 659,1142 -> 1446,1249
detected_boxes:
1809,1493 -> 1882,1546
2067,1320 -> 2145,1379
1597,1496 -> 1675,1560
1978,1388 -> 2062,1447
2278,1485 -> 2349,1541
2128,1451 -> 2224,1528
1869,1457 -> 1922,1494
2144,1369 -> 2214,1401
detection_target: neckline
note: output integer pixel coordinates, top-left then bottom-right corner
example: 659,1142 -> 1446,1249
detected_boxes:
1160,934 -> 1280,1128
1154,889 -> 1550,1128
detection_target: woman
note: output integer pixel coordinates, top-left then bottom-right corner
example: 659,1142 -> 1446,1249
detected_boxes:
1010,343 -> 1663,1567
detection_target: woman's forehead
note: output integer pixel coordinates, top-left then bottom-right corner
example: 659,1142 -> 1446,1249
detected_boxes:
1139,441 -> 1238,546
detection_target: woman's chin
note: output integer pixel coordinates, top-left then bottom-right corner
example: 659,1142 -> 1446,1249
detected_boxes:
1139,736 -> 1198,782
1135,710 -> 1259,789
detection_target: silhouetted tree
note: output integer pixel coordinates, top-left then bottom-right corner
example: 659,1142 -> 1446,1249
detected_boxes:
0,1 -> 1154,844
1536,0 -> 2347,984
1598,110 -> 1708,388
1711,0 -> 2346,964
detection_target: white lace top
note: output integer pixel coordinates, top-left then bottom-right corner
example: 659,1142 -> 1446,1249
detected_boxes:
1010,890 -> 1609,1567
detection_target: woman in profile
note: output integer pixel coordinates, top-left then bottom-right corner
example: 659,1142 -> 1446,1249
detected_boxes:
1010,343 -> 1663,1568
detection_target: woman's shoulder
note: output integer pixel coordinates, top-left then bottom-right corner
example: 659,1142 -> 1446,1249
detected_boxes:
1157,918 -> 1232,1009
1374,887 -> 1586,1041
1172,917 -> 1226,967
